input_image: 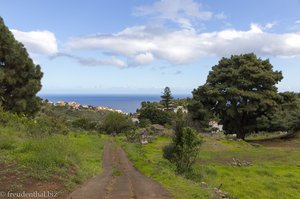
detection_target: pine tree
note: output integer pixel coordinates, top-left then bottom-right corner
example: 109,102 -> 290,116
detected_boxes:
160,87 -> 174,111
0,17 -> 43,116
190,53 -> 283,139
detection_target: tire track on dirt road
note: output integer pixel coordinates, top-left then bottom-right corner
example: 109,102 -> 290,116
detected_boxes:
68,140 -> 172,199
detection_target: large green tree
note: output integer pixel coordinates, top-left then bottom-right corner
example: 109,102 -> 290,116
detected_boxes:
0,17 -> 43,116
257,92 -> 300,133
160,86 -> 174,111
190,53 -> 283,139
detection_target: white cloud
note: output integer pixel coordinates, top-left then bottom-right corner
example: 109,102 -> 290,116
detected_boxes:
134,0 -> 212,29
265,22 -> 276,29
133,52 -> 154,65
11,29 -> 58,55
53,53 -> 127,68
65,24 -> 300,66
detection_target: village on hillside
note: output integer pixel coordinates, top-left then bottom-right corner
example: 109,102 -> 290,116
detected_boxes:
44,100 -> 126,114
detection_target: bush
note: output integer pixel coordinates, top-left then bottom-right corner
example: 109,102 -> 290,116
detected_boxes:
138,118 -> 151,128
72,118 -> 97,131
138,106 -> 172,125
100,112 -> 134,134
163,143 -> 176,161
0,108 -> 29,130
164,127 -> 202,174
0,108 -> 69,136
27,113 -> 69,136
125,130 -> 140,143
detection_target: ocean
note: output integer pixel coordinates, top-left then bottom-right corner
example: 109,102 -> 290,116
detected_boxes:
39,94 -> 190,113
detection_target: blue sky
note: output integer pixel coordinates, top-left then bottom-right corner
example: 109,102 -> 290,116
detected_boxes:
1,0 -> 300,94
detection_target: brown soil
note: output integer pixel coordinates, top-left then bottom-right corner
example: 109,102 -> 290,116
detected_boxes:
251,132 -> 300,147
67,141 -> 172,199
1,141 -> 171,199
0,162 -> 67,199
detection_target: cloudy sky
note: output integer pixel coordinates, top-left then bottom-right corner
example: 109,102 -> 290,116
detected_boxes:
1,0 -> 300,94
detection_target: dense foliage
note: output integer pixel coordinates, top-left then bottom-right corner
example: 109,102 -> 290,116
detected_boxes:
190,53 -> 283,139
71,118 -> 98,131
0,107 -> 69,136
164,112 -> 201,174
188,97 -> 211,131
138,102 -> 172,125
0,17 -> 43,116
163,125 -> 202,174
257,92 -> 300,133
100,112 -> 134,134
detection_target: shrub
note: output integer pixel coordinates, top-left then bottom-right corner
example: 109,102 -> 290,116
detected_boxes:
163,143 -> 176,161
72,118 -> 97,131
164,127 -> 202,174
26,112 -> 69,136
126,130 -> 140,143
0,107 -> 28,129
0,108 -> 69,136
100,112 -> 134,134
138,118 -> 151,128
138,106 -> 172,125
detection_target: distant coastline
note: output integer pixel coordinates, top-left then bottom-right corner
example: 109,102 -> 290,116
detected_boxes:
38,94 -> 191,113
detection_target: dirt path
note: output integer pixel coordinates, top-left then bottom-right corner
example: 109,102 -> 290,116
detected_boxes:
67,141 -> 172,199
250,132 -> 300,148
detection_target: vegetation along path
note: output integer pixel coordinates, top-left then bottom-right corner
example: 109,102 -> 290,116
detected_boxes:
68,140 -> 171,199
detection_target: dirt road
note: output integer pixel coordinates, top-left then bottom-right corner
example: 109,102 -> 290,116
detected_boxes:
250,132 -> 300,148
67,141 -> 171,199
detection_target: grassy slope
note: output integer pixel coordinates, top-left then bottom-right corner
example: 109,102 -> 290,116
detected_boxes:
0,126 -> 106,189
44,106 -> 109,122
117,136 -> 215,199
119,136 -> 300,199
197,137 -> 300,199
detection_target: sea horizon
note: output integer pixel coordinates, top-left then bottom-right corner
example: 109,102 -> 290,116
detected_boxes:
38,93 -> 191,113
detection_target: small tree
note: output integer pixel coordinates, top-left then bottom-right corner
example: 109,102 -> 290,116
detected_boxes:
164,126 -> 201,174
161,87 -> 174,111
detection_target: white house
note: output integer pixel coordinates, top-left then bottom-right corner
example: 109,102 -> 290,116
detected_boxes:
208,120 -> 223,133
173,106 -> 188,113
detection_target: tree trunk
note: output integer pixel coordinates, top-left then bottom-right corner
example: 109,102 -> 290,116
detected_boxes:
237,132 -> 246,140
238,113 -> 246,140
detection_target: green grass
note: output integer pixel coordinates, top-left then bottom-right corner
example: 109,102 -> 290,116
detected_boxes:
195,137 -> 300,199
117,136 -> 215,199
194,165 -> 300,199
0,126 -> 106,188
118,135 -> 300,199
44,105 -> 109,122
